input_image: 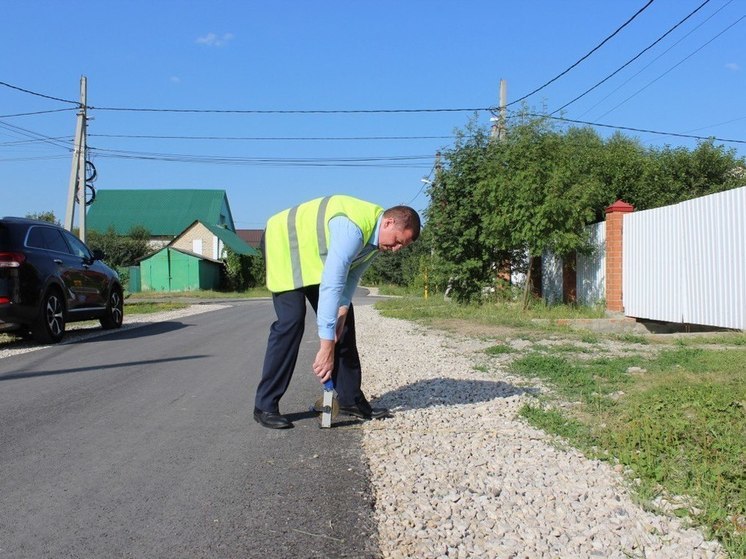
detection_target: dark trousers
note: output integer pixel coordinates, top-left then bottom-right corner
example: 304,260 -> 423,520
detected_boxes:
254,285 -> 363,412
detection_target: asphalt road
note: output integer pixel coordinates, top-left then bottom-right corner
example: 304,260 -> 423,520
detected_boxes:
0,297 -> 381,559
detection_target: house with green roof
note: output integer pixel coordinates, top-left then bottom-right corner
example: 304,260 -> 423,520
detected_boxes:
88,189 -> 261,292
169,220 -> 258,259
86,189 -> 237,244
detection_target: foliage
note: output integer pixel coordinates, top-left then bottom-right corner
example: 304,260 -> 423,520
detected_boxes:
25,211 -> 60,224
374,294 -> 605,328
222,249 -> 264,291
425,122 -> 496,303
363,225 -> 434,290
425,112 -> 746,304
86,226 -> 152,269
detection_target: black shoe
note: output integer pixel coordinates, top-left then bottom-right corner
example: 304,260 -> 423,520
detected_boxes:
253,407 -> 293,429
338,394 -> 390,420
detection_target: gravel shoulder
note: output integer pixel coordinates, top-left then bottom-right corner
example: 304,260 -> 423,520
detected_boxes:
354,305 -> 726,559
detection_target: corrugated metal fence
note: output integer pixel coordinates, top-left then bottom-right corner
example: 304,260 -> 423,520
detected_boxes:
542,221 -> 606,306
623,186 -> 746,330
577,221 -> 606,306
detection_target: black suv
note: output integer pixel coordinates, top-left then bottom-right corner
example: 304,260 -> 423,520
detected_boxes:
0,217 -> 123,343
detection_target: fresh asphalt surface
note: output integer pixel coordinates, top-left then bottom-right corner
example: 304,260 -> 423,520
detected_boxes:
0,293 -> 384,559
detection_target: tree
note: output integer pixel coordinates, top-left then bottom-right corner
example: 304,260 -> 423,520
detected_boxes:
362,224 -> 432,291
424,112 -> 746,305
85,226 -> 152,269
425,120 -> 494,303
223,250 -> 264,291
25,211 -> 60,224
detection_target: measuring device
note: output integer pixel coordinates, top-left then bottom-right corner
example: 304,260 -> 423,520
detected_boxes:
315,379 -> 339,428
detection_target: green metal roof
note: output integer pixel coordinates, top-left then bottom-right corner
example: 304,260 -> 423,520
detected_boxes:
201,222 -> 259,256
86,189 -> 236,236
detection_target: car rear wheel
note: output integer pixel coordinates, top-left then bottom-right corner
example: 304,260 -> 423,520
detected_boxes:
100,287 -> 123,330
33,288 -> 65,344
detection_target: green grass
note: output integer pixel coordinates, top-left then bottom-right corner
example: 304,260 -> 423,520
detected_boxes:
124,301 -> 189,314
374,294 -> 605,329
518,347 -> 746,556
485,344 -> 516,355
127,288 -> 271,299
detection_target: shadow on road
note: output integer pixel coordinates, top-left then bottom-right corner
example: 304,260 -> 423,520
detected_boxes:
74,320 -> 190,342
0,354 -> 209,382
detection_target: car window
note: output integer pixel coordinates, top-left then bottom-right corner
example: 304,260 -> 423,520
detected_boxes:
63,230 -> 92,259
43,228 -> 74,254
26,226 -> 72,254
27,227 -> 47,249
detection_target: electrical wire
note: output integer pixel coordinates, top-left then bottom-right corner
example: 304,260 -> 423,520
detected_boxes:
87,105 -> 489,115
0,136 -> 70,147
89,146 -> 434,167
0,80 -> 79,105
507,0 -> 656,107
681,113 -> 746,134
575,0 -> 732,119
0,120 -> 72,151
89,133 -> 456,141
521,111 -> 746,144
596,14 -> 745,119
551,0 -> 712,114
0,108 -> 78,118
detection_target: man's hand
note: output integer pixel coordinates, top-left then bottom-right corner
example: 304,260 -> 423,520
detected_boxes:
312,339 -> 335,383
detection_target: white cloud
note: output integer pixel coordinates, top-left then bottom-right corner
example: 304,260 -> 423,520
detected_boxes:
196,32 -> 235,47
169,76 -> 181,84
725,62 -> 741,72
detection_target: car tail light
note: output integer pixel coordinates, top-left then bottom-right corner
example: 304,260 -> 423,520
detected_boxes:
0,252 -> 25,268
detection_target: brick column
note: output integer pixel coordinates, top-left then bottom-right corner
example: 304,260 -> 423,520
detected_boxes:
605,200 -> 635,313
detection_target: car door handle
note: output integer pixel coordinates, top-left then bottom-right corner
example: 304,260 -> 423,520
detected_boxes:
54,259 -> 64,265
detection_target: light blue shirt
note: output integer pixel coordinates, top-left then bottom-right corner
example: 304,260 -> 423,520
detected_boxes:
317,215 -> 381,340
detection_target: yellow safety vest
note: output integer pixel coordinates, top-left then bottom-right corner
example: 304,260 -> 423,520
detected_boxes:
264,195 -> 383,292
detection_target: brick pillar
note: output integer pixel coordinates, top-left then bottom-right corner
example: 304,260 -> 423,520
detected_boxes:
605,200 -> 635,313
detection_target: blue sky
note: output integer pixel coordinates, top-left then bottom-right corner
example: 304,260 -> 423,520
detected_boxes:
2,0 -> 744,229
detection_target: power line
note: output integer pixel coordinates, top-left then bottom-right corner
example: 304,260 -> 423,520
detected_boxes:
89,147 -> 434,167
89,133 -> 456,141
576,0 -> 732,119
0,108 -> 78,118
0,136 -> 70,147
522,111 -> 746,144
0,80 -> 79,105
88,105 -> 489,115
596,14 -> 745,119
551,0 -> 712,114
0,120 -> 72,151
508,0 -> 656,107
681,113 -> 746,134
0,79 -> 491,115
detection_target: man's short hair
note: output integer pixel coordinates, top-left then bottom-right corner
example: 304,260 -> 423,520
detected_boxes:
383,206 -> 421,241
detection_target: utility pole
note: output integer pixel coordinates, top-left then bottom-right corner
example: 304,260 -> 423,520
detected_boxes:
491,79 -> 508,140
498,79 -> 507,141
64,76 -> 88,242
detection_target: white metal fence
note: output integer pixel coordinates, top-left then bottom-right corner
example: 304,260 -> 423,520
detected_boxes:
623,186 -> 746,330
577,221 -> 606,306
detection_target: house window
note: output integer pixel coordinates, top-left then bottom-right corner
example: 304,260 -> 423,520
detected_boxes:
192,239 -> 203,255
